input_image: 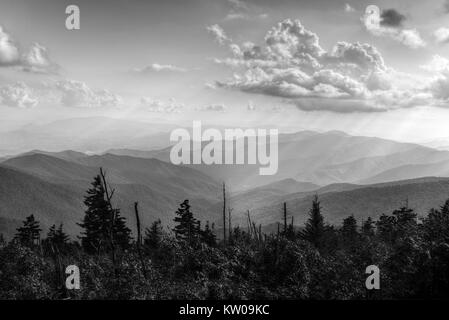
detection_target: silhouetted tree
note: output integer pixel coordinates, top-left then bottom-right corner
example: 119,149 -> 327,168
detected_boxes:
300,195 -> 325,249
340,215 -> 359,251
15,214 -> 41,247
144,219 -> 163,250
173,199 -> 199,244
361,217 -> 375,237
200,221 -> 217,246
45,224 -> 69,251
78,174 -> 131,253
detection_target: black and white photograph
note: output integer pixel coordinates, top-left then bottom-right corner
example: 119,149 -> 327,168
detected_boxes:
1,0 -> 449,309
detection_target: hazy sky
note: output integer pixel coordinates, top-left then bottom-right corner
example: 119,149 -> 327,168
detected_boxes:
1,0 -> 449,142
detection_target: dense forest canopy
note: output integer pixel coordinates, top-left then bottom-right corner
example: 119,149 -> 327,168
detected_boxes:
1,170 -> 449,300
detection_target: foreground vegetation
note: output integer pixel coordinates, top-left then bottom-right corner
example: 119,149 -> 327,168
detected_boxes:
1,170 -> 449,300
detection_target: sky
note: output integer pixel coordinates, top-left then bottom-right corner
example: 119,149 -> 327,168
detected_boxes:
1,0 -> 449,143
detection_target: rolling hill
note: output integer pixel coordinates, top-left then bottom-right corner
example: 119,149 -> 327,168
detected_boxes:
214,177 -> 449,228
0,153 -> 223,239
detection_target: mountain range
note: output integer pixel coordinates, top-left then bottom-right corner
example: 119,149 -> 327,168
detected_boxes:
2,130 -> 449,239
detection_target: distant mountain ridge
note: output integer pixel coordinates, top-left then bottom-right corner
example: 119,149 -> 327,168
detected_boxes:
3,130 -> 449,239
0,153 -> 222,239
104,130 -> 449,189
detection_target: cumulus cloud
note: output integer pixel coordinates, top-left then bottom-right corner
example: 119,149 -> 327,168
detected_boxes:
0,26 -> 57,73
133,63 -> 187,73
434,27 -> 449,44
140,97 -> 184,113
380,9 -> 406,27
209,19 -> 441,113
421,55 -> 449,73
361,8 -> 425,48
0,26 -> 20,66
55,80 -> 121,108
22,43 -> 59,74
0,82 -> 38,108
421,55 -> 449,102
207,24 -> 231,45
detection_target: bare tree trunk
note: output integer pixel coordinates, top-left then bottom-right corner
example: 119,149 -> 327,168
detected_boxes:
228,208 -> 233,242
134,202 -> 147,279
222,182 -> 226,245
247,210 -> 252,237
99,167 -> 117,277
283,202 -> 287,234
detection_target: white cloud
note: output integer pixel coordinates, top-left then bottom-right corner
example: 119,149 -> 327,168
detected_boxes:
209,19 -> 438,113
0,26 -> 19,66
421,55 -> 449,73
421,55 -> 449,102
133,63 -> 187,73
56,80 -> 122,108
0,82 -> 38,108
22,43 -> 59,74
434,27 -> 449,44
140,97 -> 184,113
207,24 -> 231,45
361,11 -> 426,49
0,26 -> 57,73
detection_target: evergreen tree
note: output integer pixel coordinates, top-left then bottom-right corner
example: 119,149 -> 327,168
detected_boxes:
173,199 -> 199,244
393,206 -> 417,237
144,219 -> 163,250
376,214 -> 396,244
112,210 -> 132,250
15,214 -> 42,247
200,221 -> 217,246
361,217 -> 375,237
45,224 -> 69,252
78,174 -> 131,253
340,215 -> 359,249
300,195 -> 325,249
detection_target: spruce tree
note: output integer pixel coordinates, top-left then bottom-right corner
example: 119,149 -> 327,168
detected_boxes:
340,215 -> 359,248
15,214 -> 42,247
300,195 -> 325,249
46,224 -> 69,251
144,219 -> 163,250
200,221 -> 217,246
79,174 -> 131,253
173,199 -> 198,244
362,217 -> 375,237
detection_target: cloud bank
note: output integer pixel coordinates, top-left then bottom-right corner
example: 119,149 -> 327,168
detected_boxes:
56,80 -> 122,108
0,82 -> 38,108
208,19 -> 444,113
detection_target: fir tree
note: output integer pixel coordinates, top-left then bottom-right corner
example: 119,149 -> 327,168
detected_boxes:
45,224 -> 69,251
78,174 -> 131,253
200,221 -> 217,246
362,217 -> 375,237
173,199 -> 199,244
300,195 -> 325,249
340,215 -> 359,248
15,214 -> 42,247
144,219 -> 163,250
